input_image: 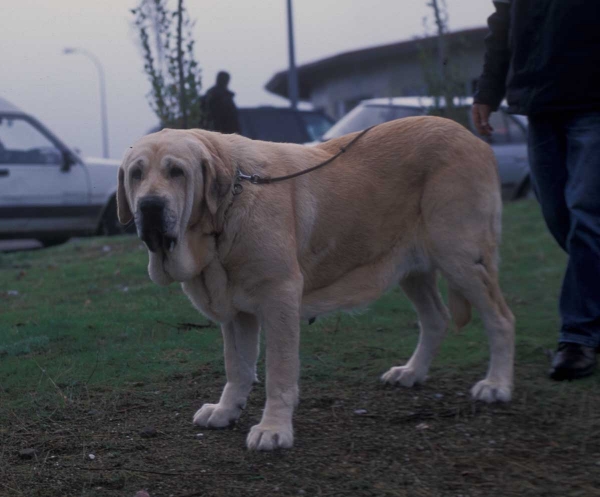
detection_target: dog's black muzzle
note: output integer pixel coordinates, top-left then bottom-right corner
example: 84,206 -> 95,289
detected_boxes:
137,196 -> 177,253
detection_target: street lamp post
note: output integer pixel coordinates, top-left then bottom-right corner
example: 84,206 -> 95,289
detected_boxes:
286,0 -> 299,109
63,48 -> 109,158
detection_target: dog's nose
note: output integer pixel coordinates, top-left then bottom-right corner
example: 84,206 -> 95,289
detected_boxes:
138,196 -> 166,223
137,196 -> 170,252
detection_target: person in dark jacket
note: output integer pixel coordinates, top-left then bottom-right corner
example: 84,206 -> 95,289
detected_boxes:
201,71 -> 241,134
473,0 -> 600,381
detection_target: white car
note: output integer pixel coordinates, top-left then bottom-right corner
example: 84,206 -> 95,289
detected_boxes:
0,96 -> 128,247
319,97 -> 531,201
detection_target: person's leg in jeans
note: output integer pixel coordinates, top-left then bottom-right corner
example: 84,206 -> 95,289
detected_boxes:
560,112 -> 600,348
527,115 -> 570,251
528,112 -> 600,379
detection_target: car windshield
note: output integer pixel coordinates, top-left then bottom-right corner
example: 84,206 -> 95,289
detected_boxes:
322,104 -> 424,140
0,116 -> 62,165
300,113 -> 333,142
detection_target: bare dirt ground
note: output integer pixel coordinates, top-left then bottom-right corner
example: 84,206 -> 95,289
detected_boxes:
4,362 -> 600,497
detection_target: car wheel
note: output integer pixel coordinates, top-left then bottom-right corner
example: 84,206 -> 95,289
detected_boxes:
99,198 -> 135,236
39,237 -> 69,248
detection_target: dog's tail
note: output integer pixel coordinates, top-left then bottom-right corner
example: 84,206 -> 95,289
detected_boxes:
448,287 -> 471,331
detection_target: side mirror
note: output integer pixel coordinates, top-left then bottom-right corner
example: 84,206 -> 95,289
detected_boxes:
61,150 -> 76,172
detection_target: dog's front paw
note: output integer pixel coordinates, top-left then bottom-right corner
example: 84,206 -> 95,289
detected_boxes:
381,365 -> 425,387
192,403 -> 242,428
471,379 -> 512,403
246,422 -> 293,451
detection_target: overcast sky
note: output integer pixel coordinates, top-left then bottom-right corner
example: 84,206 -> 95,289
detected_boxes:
1,0 -> 494,160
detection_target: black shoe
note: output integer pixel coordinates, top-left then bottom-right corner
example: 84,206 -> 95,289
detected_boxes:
549,343 -> 597,381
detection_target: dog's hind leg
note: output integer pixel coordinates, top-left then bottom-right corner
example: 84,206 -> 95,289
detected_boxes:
193,312 -> 260,428
439,250 -> 515,403
381,271 -> 450,387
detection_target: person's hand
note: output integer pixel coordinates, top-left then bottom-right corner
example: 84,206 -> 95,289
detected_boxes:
471,103 -> 494,136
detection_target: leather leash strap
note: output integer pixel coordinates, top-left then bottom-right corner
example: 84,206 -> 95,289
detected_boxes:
236,125 -> 375,186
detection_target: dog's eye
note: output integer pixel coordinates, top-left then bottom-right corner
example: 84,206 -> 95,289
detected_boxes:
170,166 -> 184,179
131,168 -> 142,181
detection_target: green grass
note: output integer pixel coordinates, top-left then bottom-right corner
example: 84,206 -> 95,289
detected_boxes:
0,199 -> 596,413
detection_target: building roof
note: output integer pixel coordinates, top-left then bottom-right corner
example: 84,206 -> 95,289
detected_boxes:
0,96 -> 24,114
265,27 -> 487,100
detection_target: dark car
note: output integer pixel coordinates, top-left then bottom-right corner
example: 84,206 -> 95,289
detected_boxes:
150,107 -> 334,145
238,106 -> 334,144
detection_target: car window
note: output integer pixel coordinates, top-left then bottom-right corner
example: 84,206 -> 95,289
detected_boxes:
300,113 -> 333,142
0,116 -> 63,165
427,106 -> 472,130
487,111 -> 527,144
322,104 -> 424,140
504,113 -> 527,143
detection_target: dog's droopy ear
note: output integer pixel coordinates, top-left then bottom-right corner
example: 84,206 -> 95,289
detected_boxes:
201,156 -> 233,216
117,168 -> 133,224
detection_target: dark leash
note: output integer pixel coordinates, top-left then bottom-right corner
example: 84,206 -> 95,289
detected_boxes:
233,125 -> 375,194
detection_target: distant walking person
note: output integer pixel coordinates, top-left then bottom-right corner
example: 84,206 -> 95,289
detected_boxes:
201,71 -> 241,134
473,0 -> 600,380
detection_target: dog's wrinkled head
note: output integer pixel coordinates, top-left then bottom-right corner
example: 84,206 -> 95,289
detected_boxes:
117,129 -> 234,285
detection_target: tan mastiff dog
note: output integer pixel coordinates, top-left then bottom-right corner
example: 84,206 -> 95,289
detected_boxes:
117,116 -> 515,451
